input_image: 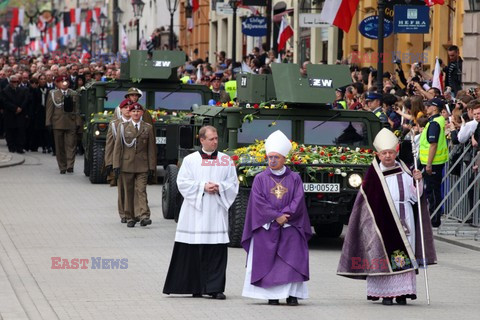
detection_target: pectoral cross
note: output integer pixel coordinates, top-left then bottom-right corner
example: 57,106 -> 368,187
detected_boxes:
270,177 -> 288,200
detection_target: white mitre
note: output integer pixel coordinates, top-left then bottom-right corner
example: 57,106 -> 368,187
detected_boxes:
373,128 -> 399,152
265,130 -> 292,157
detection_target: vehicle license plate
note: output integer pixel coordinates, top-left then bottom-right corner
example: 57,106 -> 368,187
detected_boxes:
303,183 -> 340,193
156,137 -> 167,144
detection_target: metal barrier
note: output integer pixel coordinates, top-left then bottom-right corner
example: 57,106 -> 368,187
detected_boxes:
432,142 -> 480,228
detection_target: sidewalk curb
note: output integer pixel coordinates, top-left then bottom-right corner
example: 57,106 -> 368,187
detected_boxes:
0,152 -> 25,168
434,234 -> 480,252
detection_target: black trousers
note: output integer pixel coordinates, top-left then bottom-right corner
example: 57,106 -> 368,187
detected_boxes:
163,242 -> 228,295
5,127 -> 26,152
420,163 -> 444,227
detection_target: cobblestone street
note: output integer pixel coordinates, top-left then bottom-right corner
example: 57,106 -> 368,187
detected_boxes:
0,144 -> 479,320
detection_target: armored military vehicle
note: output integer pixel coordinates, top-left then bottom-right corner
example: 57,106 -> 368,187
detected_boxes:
80,50 -> 212,187
162,63 -> 382,247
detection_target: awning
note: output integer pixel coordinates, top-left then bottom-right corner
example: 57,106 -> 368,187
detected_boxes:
273,9 -> 294,23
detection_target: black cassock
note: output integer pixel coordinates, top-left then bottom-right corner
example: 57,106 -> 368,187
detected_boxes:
163,242 -> 227,295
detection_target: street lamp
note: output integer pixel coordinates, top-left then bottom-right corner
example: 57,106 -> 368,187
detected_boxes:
113,5 -> 124,53
376,0 -> 385,93
100,12 -> 108,53
89,16 -> 96,55
132,0 -> 145,50
229,0 -> 241,63
165,0 -> 179,50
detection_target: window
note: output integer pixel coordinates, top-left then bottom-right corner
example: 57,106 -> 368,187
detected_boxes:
304,120 -> 368,146
154,91 -> 203,110
238,120 -> 292,144
105,91 -> 146,110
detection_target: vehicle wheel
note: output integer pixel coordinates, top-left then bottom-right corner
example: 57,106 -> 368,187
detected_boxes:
162,164 -> 180,220
314,222 -> 344,238
83,153 -> 90,177
89,142 -> 107,184
228,188 -> 249,248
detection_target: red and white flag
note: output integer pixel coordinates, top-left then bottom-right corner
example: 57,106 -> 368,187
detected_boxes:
277,16 -> 293,52
425,0 -> 445,6
432,58 -> 444,94
10,7 -> 25,36
319,0 -> 359,33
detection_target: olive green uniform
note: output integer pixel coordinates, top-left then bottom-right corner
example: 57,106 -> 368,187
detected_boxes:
113,120 -> 156,222
45,89 -> 81,172
105,117 -> 128,219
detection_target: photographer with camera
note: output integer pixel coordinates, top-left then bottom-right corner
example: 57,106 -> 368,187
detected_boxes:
443,45 -> 463,95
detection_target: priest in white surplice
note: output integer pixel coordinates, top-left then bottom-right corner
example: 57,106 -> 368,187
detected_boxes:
163,125 -> 239,300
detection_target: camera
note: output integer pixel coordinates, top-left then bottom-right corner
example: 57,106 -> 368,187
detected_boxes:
393,58 -> 402,65
383,72 -> 391,78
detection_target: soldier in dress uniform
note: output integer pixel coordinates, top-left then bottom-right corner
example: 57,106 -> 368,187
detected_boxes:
124,87 -> 157,185
104,99 -> 132,223
46,76 -> 81,174
124,87 -> 154,126
113,102 -> 156,228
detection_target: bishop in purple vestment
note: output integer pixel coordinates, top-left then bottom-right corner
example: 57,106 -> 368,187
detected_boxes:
241,130 -> 312,306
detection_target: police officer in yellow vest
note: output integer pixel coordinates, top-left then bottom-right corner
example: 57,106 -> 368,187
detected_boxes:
366,92 -> 388,126
419,98 -> 448,228
333,87 -> 347,109
224,76 -> 237,102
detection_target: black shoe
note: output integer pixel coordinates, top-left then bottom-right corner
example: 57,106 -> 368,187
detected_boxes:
121,218 -> 127,223
395,297 -> 407,305
140,218 -> 152,227
67,168 -> 73,173
382,298 -> 393,305
60,170 -> 66,174
210,292 -> 226,300
286,296 -> 298,306
127,221 -> 136,228
192,293 -> 203,298
268,299 -> 280,305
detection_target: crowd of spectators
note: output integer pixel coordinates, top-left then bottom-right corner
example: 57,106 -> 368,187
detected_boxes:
0,54 -> 121,154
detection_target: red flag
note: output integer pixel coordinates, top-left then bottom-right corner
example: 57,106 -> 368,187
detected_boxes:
277,16 -> 293,52
191,0 -> 199,12
70,9 -> 76,24
86,10 -> 93,34
425,0 -> 445,6
10,7 -> 18,35
319,0 -> 359,33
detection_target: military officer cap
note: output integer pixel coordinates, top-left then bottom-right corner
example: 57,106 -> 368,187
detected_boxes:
125,87 -> 143,98
128,102 -> 144,111
365,92 -> 383,101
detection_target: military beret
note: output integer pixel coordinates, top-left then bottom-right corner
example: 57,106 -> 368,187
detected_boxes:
55,75 -> 69,83
119,99 -> 132,109
128,103 -> 144,111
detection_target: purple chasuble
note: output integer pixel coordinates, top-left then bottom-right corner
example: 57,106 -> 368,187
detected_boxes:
241,167 -> 312,288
